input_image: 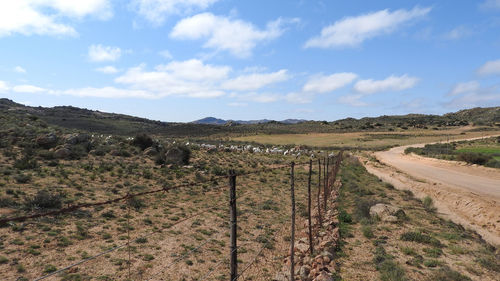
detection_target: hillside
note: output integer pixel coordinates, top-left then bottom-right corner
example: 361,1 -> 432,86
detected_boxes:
1,98 -> 499,138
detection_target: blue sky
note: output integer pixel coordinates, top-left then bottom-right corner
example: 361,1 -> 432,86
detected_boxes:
1,0 -> 500,122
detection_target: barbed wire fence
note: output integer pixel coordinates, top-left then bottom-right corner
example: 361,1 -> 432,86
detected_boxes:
2,151 -> 343,281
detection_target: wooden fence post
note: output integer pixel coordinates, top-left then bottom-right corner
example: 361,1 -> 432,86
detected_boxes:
290,162 -> 296,281
317,158 -> 322,226
229,170 -> 237,281
307,159 -> 313,256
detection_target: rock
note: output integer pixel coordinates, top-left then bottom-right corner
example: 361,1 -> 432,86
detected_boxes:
295,238 -> 310,253
143,147 -> 157,156
36,133 -> 58,148
369,203 -> 402,221
320,251 -> 333,260
64,133 -> 90,145
64,134 -> 79,145
299,265 -> 311,280
314,271 -> 334,281
273,272 -> 289,281
54,147 -> 71,159
164,147 -> 188,165
384,215 -> 398,222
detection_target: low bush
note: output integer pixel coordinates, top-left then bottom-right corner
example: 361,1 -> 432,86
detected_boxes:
400,231 -> 442,247
456,152 -> 491,165
25,190 -> 62,210
132,133 -> 153,150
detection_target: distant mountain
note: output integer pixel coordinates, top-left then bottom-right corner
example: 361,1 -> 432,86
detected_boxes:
192,117 -> 307,125
192,117 -> 227,125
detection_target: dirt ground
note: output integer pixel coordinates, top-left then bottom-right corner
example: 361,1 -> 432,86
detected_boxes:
363,136 -> 500,246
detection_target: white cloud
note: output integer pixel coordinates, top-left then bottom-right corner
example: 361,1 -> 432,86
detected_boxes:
228,102 -> 247,107
446,80 -> 500,108
448,81 -> 480,96
115,59 -> 229,98
170,13 -> 294,57
131,0 -> 219,25
285,92 -> 314,104
480,0 -> 500,10
61,87 -> 156,99
0,81 -> 9,92
478,59 -> 500,76
88,44 -> 122,62
159,50 -> 173,59
95,66 -> 119,74
303,73 -> 358,93
0,1 -> 112,37
338,94 -> 369,107
234,92 -> 283,103
305,6 -> 431,48
444,26 -> 472,40
222,69 -> 289,91
354,74 -> 419,94
14,66 -> 27,73
13,85 -> 46,93
447,91 -> 500,108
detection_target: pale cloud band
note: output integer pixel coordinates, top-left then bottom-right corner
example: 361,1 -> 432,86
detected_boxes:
305,6 -> 431,48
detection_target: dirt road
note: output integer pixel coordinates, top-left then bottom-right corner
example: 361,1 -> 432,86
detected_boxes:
363,137 -> 500,246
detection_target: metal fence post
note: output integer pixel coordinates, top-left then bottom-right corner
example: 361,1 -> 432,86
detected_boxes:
317,158 -> 322,226
307,159 -> 313,256
290,162 -> 296,281
229,170 -> 237,281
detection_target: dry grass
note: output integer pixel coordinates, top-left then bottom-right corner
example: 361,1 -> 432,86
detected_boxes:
336,157 -> 500,281
233,127 -> 500,149
0,146 -> 319,280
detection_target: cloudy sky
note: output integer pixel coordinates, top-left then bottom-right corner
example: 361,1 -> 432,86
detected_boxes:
1,0 -> 500,122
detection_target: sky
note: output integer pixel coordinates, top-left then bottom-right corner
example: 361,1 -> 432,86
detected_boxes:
1,0 -> 500,122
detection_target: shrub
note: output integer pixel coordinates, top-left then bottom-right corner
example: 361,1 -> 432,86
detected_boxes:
14,156 -> 38,170
422,196 -> 435,212
14,173 -> 32,184
44,264 -> 57,273
132,134 -> 153,150
25,190 -> 62,210
339,209 -> 352,223
456,152 -> 491,165
400,231 -> 442,247
362,225 -> 374,239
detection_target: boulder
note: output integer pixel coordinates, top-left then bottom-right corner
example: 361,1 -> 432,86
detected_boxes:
143,147 -> 158,156
369,203 -> 403,222
36,133 -> 58,148
64,133 -> 90,145
314,271 -> 334,281
54,147 -> 71,159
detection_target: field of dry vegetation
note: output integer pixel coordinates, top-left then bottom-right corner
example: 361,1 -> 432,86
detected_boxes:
0,128 -> 324,280
1,104 -> 499,280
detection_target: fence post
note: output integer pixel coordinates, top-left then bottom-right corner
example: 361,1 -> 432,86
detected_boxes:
126,194 -> 131,280
307,159 -> 313,256
326,156 -> 330,200
290,162 -> 296,281
229,170 -> 237,281
323,156 -> 327,209
317,158 -> 322,226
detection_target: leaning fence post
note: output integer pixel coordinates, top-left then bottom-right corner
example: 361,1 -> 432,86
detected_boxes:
290,162 -> 296,281
307,159 -> 313,256
229,170 -> 237,281
317,158 -> 322,226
